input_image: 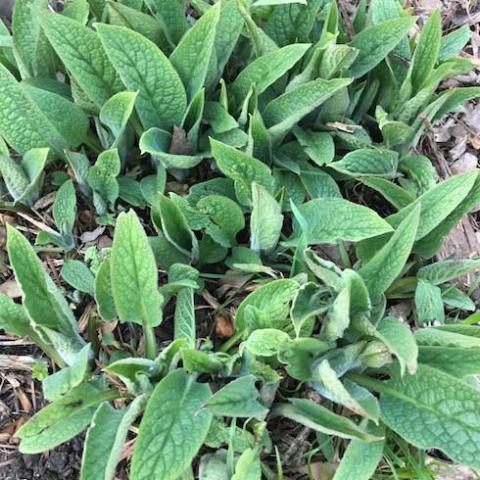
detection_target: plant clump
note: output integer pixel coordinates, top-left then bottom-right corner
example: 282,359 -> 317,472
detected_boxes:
1,0 -> 480,479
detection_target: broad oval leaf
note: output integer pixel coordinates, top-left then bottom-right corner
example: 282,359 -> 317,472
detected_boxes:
40,12 -> 122,108
235,279 -> 300,334
349,16 -> 416,78
250,183 -> 283,254
110,210 -> 163,326
264,78 -> 352,137
97,24 -> 187,130
205,375 -> 268,418
380,364 -> 480,469
16,382 -> 117,453
359,205 -> 420,302
231,43 -> 310,105
293,198 -> 393,245
130,369 -> 212,480
170,3 -> 220,99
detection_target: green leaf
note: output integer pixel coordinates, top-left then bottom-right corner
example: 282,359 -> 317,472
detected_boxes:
250,182 -> 282,254
332,422 -> 385,480
415,279 -> 444,324
170,3 -> 220,100
359,205 -> 420,302
22,83 -> 89,149
410,10 -> 441,93
304,249 -> 343,291
210,0 -> 245,84
130,369 -> 212,480
264,78 -> 352,138
389,171 -> 477,241
143,0 -> 187,45
197,195 -> 245,248
331,148 -> 398,177
174,287 -> 195,348
0,147 -> 48,206
293,198 -> 393,245
12,0 -> 54,78
312,360 -> 379,421
205,375 -> 267,418
156,194 -> 198,258
97,24 -> 187,130
349,16 -> 416,78
110,210 -> 163,326
94,258 -> 117,321
275,398 -> 381,441
0,64 -> 81,154
43,344 -> 91,401
87,149 -> 120,213
6,225 -> 83,359
53,179 -> 76,238
245,328 -> 291,356
361,177 -> 414,210
418,259 -> 480,285
377,316 -> 418,375
99,91 -> 137,144
61,260 -> 94,296
294,129 -> 334,166
235,279 -> 299,334
210,139 -> 274,206
414,173 -> 480,258
62,0 -> 90,24
232,448 -> 261,480
439,25 -> 470,61
416,329 -> 480,377
231,43 -> 310,106
290,282 -> 325,337
140,127 -> 205,169
107,1 -> 166,47
380,364 -> 480,469
16,381 -> 117,453
40,12 -> 122,108
0,293 -> 36,339
81,396 -> 146,480
415,327 -> 480,348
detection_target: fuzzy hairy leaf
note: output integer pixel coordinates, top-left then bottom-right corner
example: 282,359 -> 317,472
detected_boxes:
97,24 -> 187,130
110,210 -> 163,326
130,369 -> 212,480
293,198 -> 393,245
380,364 -> 480,469
40,13 -> 122,108
16,382 -> 116,453
81,396 -> 146,480
231,43 -> 310,105
359,205 -> 420,302
276,398 -> 381,442
205,375 -> 267,418
349,17 -> 416,78
170,3 -> 220,99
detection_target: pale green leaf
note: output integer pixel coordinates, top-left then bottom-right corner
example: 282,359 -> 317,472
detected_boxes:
110,210 -> 163,326
293,198 -> 393,245
130,369 -> 212,480
170,3 -> 220,99
40,12 -> 122,108
250,183 -> 282,254
380,364 -> 480,469
359,205 -> 420,302
205,375 -> 268,418
97,24 -> 187,129
349,17 -> 416,78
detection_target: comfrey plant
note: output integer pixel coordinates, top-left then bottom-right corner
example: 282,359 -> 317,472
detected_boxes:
1,0 -> 480,478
